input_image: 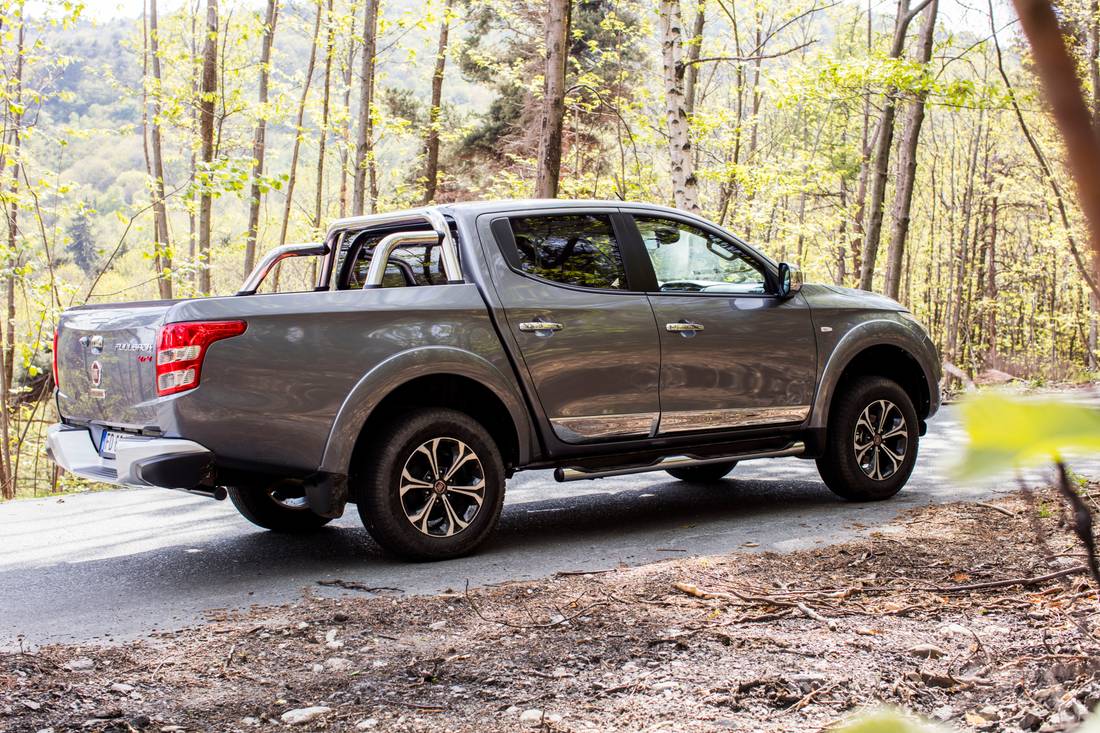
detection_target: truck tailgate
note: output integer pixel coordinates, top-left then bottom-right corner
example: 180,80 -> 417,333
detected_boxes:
56,302 -> 173,427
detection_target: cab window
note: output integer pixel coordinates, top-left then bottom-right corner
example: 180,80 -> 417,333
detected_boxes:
635,216 -> 768,295
506,214 -> 628,290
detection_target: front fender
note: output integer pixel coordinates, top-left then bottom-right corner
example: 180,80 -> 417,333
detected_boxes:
808,316 -> 941,431
318,346 -> 532,474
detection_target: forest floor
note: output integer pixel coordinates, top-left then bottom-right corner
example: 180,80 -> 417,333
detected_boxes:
4,487 -> 1100,733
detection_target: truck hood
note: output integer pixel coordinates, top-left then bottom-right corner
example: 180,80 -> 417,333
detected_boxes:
806,283 -> 907,312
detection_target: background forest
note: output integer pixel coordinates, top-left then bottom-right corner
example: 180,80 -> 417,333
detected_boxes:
1,0 -> 1098,497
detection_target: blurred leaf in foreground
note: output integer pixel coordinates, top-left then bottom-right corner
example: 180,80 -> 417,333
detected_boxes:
954,392 -> 1100,480
836,709 -> 949,732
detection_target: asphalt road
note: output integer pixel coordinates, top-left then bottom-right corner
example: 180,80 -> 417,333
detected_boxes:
4,394 -> 1099,649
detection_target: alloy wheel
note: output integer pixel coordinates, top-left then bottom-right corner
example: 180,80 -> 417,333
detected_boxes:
853,399 -> 908,481
399,437 -> 486,537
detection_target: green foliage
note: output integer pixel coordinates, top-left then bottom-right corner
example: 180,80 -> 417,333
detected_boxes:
836,709 -> 947,733
955,392 -> 1100,479
65,202 -> 96,273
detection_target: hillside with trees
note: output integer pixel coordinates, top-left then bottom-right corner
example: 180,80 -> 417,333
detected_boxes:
1,0 -> 1099,497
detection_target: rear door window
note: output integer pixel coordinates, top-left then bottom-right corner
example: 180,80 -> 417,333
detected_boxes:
506,214 -> 628,291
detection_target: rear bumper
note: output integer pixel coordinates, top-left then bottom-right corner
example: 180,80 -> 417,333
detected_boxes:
46,423 -> 214,490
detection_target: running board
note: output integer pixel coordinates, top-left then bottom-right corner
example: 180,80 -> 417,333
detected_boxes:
553,441 -> 805,482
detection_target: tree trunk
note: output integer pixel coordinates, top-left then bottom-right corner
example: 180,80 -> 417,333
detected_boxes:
1010,0 -> 1100,270
352,0 -> 379,216
660,0 -> 699,212
279,0 -> 324,247
338,26 -> 356,218
421,0 -> 452,205
0,20 -> 23,498
313,0 -> 335,232
244,0 -> 279,275
883,0 -> 938,299
148,0 -> 174,300
535,0 -> 571,199
858,0 -> 933,291
187,4 -> 198,266
684,0 -> 705,119
1088,0 -> 1099,367
197,0 -> 218,293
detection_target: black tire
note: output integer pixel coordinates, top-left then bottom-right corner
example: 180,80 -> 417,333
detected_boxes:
228,479 -> 333,533
816,376 -> 919,501
354,408 -> 506,561
665,461 -> 738,483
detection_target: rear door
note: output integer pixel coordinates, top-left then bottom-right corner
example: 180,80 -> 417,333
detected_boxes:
482,209 -> 661,443
627,213 -> 817,435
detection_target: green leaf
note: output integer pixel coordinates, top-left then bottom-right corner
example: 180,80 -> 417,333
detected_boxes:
836,709 -> 947,733
955,393 -> 1100,480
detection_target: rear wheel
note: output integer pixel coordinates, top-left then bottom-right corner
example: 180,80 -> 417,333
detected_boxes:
228,479 -> 332,533
354,408 -> 506,561
665,461 -> 737,483
816,376 -> 918,501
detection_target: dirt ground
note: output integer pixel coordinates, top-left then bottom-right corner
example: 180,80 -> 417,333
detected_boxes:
4,487 -> 1100,733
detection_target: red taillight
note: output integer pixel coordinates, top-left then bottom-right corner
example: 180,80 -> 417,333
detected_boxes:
155,320 -> 246,396
52,328 -> 60,391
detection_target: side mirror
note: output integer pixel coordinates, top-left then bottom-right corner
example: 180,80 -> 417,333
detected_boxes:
777,263 -> 803,298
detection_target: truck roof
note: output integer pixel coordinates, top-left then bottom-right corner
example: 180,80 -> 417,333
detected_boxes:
325,199 -> 703,233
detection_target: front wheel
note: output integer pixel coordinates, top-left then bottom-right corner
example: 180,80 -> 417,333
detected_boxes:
354,408 -> 506,561
228,479 -> 333,533
816,376 -> 919,501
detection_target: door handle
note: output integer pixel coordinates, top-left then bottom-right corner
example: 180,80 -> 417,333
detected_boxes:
665,321 -> 704,333
519,320 -> 564,333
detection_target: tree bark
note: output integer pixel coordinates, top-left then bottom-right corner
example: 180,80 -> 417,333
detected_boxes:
313,0 -> 335,231
352,0 -> 379,216
1087,0 -> 1099,367
338,32 -> 355,219
0,19 -> 23,498
279,0 -> 324,247
197,0 -> 218,293
148,0 -> 173,300
684,0 -> 706,119
883,0 -> 938,299
421,0 -> 452,205
244,0 -> 279,275
1010,0 -> 1100,269
535,0 -> 571,199
660,0 -> 700,212
858,0 -> 934,291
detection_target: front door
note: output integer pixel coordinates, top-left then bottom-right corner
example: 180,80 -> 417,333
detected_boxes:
629,214 -> 818,435
483,210 -> 661,443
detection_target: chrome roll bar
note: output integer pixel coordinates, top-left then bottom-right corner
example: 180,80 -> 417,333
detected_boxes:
362,231 -> 441,288
237,242 -> 329,296
238,206 -> 461,295
319,206 -> 461,289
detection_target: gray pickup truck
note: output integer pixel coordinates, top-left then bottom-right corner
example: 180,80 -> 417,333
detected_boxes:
47,200 -> 940,560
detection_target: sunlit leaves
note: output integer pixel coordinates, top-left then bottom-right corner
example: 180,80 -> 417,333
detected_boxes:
955,392 -> 1100,479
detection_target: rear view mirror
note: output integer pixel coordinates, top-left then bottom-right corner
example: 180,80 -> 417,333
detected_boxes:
777,263 -> 803,298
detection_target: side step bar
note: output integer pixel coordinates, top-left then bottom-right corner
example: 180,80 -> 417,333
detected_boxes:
553,441 -> 805,482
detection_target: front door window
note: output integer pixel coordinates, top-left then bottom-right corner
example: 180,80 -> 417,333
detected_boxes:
635,216 -> 768,295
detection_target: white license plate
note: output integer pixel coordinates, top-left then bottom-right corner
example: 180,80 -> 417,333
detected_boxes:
99,430 -> 125,459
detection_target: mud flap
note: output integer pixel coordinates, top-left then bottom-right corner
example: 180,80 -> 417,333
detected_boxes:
304,473 -> 348,519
